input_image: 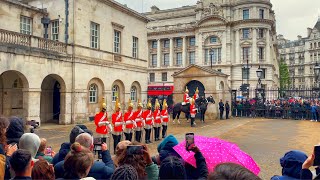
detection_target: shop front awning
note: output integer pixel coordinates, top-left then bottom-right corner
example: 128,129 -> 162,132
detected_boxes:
147,84 -> 174,96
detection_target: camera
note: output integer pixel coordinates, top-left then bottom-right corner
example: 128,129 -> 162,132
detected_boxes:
27,120 -> 39,133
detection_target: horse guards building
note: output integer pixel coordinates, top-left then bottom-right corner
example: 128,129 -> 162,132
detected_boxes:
0,0 -> 279,125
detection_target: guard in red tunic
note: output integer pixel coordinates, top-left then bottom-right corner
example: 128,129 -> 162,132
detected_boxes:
134,100 -> 144,142
161,99 -> 169,138
112,97 -> 123,153
190,98 -> 197,127
153,99 -> 161,141
94,99 -> 112,143
193,87 -> 199,101
143,99 -> 153,144
123,99 -> 136,142
183,87 -> 190,105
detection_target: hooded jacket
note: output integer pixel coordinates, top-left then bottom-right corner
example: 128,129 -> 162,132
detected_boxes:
19,133 -> 41,158
271,150 -> 307,180
6,117 -> 24,146
156,135 -> 180,162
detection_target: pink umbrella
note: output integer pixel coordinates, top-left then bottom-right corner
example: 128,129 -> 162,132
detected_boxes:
173,135 -> 260,175
249,99 -> 256,105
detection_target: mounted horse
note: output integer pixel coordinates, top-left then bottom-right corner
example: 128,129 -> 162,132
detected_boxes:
198,96 -> 215,122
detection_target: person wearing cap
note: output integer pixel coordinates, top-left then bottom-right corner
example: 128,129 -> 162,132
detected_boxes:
143,99 -> 154,144
94,98 -> 112,142
112,97 -> 123,153
190,98 -> 197,127
161,99 -> 169,138
153,99 -> 161,141
182,87 -> 190,105
193,87 -> 199,100
134,100 -> 144,142
123,99 -> 136,142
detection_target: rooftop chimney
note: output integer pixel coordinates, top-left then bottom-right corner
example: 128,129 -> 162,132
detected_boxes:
151,6 -> 160,13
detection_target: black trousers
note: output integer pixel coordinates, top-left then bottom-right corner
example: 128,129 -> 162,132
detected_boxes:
162,125 -> 167,138
220,110 -> 224,119
135,131 -> 142,142
191,117 -> 195,126
226,110 -> 229,119
153,127 -> 161,140
112,134 -> 122,154
144,129 -> 151,142
124,132 -> 133,142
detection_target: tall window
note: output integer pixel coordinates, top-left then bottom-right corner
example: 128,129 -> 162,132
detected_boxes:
205,48 -> 221,64
258,47 -> 264,60
130,86 -> 137,101
163,53 -> 170,66
163,40 -> 170,48
114,30 -> 121,53
132,36 -> 138,58
51,20 -> 59,41
152,40 -> 157,48
150,73 -> 155,82
259,9 -> 264,19
243,28 -> 250,39
261,68 -> 266,79
189,51 -> 195,64
242,68 -> 250,79
151,54 -> 157,67
90,22 -> 99,49
20,16 -> 32,35
89,84 -> 98,103
162,72 -> 167,82
176,38 -> 182,47
176,52 -> 182,66
112,85 -> 119,102
243,9 -> 250,20
242,47 -> 250,61
189,37 -> 196,46
258,28 -> 264,38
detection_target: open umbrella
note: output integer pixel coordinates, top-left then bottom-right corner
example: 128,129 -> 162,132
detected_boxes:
173,135 -> 260,175
236,95 -> 244,99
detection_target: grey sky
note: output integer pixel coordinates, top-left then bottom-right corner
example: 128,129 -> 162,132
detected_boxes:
115,0 -> 320,40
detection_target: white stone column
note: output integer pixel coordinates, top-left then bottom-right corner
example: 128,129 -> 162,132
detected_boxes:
23,88 -> 41,123
235,30 -> 240,63
60,91 -> 72,124
266,29 -> 271,63
157,39 -> 161,67
169,38 -> 174,67
182,36 -> 187,67
222,31 -> 227,63
197,32 -> 203,65
252,28 -> 257,62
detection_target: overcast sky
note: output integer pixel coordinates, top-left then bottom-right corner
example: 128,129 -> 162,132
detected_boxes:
115,0 -> 320,40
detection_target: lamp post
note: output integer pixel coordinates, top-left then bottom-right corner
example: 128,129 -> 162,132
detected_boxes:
314,62 -> 320,98
256,66 -> 264,103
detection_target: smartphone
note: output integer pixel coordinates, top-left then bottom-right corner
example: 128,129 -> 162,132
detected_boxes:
314,145 -> 320,166
185,133 -> 195,151
126,145 -> 144,155
46,146 -> 52,156
93,137 -> 102,145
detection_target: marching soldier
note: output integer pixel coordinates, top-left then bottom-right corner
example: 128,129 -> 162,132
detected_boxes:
182,87 -> 190,105
161,99 -> 169,138
193,87 -> 199,100
190,98 -> 197,127
94,98 -> 112,143
143,99 -> 153,144
123,99 -> 136,142
153,99 -> 161,141
112,97 -> 123,153
134,100 -> 144,142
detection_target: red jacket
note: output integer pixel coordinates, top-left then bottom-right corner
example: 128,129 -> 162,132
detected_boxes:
193,94 -> 199,100
154,109 -> 161,124
134,110 -> 143,127
124,110 -> 135,129
184,93 -> 190,103
94,112 -> 109,134
143,110 -> 153,125
161,109 -> 169,123
112,111 -> 123,132
190,104 -> 196,115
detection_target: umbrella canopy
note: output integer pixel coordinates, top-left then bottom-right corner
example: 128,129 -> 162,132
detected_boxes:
249,99 -> 256,104
173,135 -> 260,175
236,95 -> 245,99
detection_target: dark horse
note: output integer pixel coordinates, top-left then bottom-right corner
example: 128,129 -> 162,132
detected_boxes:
172,96 -> 215,124
198,96 -> 215,122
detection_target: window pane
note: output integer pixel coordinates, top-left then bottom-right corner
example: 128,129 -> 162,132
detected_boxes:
243,9 -> 249,20
189,37 -> 196,46
189,51 -> 195,64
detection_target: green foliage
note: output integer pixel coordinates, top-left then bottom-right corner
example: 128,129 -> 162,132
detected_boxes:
279,58 -> 291,97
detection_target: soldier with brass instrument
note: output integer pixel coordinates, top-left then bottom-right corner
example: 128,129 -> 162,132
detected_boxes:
112,97 -> 123,153
143,99 -> 153,144
123,99 -> 137,141
153,99 -> 161,141
94,98 -> 113,142
161,99 -> 169,138
134,100 -> 144,142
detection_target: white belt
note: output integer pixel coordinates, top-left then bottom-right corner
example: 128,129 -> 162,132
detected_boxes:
112,132 -> 122,135
124,128 -> 132,133
144,125 -> 152,129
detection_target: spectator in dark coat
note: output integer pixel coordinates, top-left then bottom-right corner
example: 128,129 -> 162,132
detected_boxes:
152,135 -> 180,165
54,133 -> 114,179
219,100 -> 224,120
271,150 -> 307,180
225,101 -> 230,119
208,163 -> 261,180
6,116 -> 24,146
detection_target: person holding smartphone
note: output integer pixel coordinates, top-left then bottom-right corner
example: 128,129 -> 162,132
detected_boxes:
35,138 -> 55,163
300,146 -> 320,179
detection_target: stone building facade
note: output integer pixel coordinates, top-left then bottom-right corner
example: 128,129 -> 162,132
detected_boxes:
0,0 -> 149,124
145,0 -> 280,96
277,18 -> 320,89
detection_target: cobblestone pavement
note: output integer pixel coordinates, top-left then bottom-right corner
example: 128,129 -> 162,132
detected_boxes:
35,118 -> 320,179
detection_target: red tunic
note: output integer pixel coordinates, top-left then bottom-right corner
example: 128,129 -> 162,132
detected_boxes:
154,109 -> 161,124
94,112 -> 109,134
143,110 -> 153,125
161,109 -> 169,123
184,93 -> 190,103
124,110 -> 135,129
193,94 -> 199,100
190,104 -> 196,116
112,111 -> 123,132
134,110 -> 144,127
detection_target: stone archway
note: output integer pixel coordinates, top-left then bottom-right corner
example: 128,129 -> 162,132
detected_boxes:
130,81 -> 142,102
87,78 -> 105,114
40,74 -> 66,124
0,70 -> 29,119
111,80 -> 125,106
186,80 -> 205,98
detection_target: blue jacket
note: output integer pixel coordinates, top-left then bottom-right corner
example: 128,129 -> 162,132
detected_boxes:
271,150 -> 307,180
312,105 -> 318,113
185,152 -> 208,180
54,150 -> 114,180
52,142 -> 71,166
156,135 -> 180,162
